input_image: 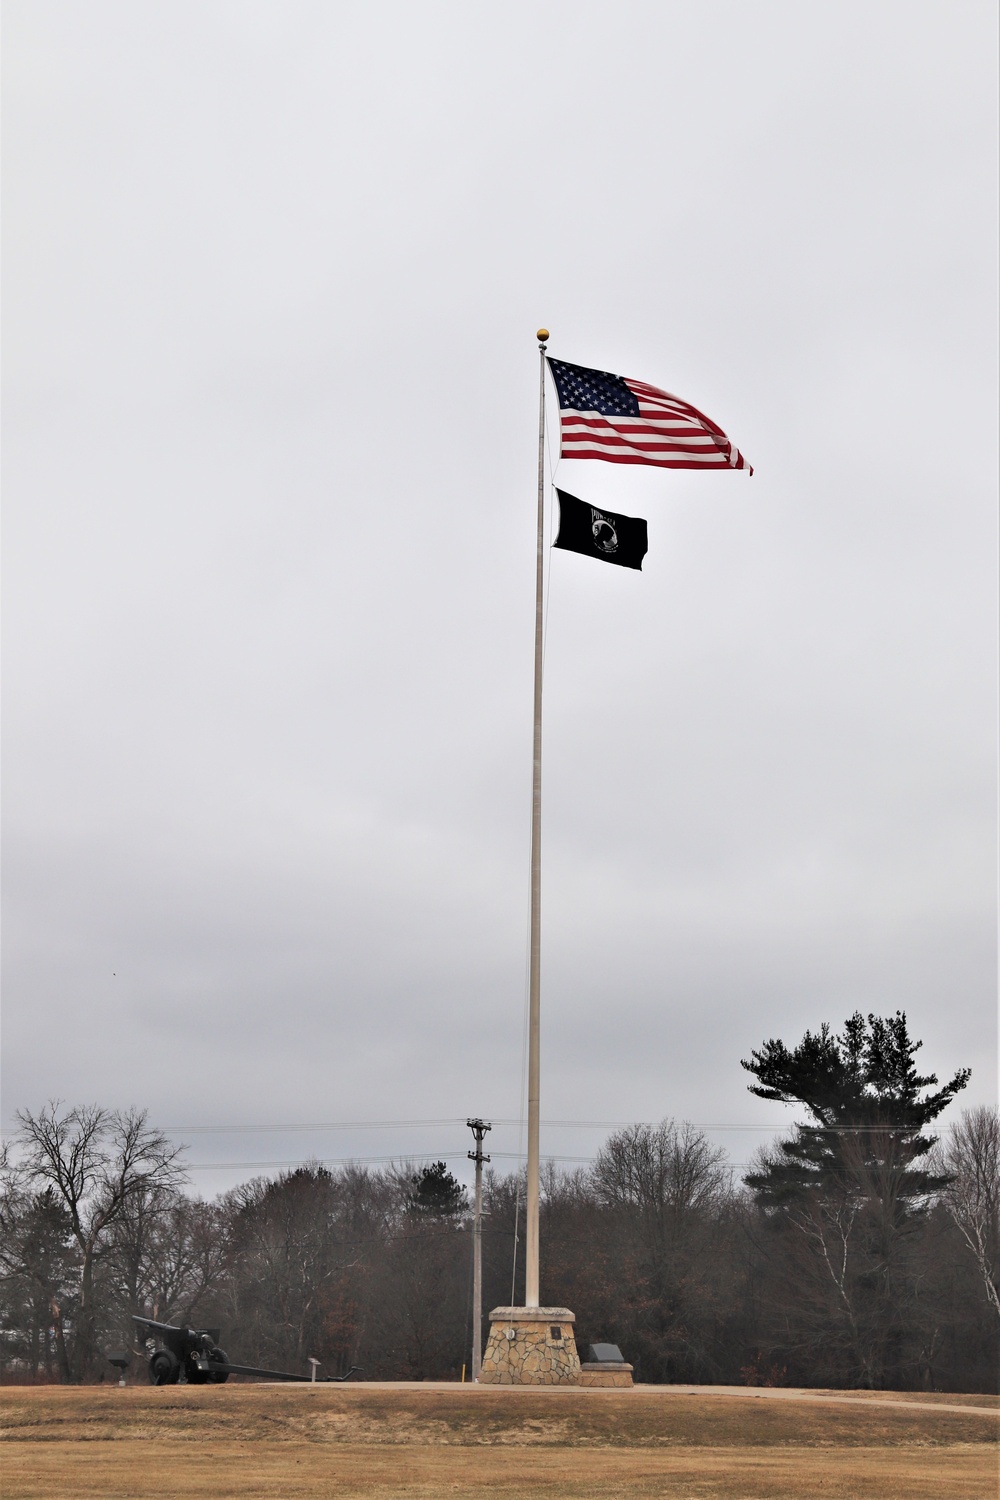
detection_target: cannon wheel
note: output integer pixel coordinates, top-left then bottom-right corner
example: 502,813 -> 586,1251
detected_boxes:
209,1347 -> 230,1384
148,1349 -> 180,1386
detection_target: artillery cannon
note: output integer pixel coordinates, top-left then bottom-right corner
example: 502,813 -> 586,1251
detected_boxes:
133,1316 -> 361,1386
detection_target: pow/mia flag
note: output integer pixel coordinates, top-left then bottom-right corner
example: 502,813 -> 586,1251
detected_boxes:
553,488 -> 648,571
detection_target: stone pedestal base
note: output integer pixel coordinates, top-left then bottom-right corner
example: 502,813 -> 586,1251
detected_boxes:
479,1306 -> 580,1385
578,1361 -> 634,1388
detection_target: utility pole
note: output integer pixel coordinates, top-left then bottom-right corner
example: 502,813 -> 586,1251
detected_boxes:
467,1117 -> 492,1380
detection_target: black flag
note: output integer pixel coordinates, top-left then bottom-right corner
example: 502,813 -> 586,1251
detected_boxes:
553,489 -> 648,571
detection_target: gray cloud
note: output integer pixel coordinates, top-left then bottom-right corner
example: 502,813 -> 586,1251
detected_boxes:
3,1 -> 995,1196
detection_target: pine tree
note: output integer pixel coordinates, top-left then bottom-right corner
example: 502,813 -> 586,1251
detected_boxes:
741,1012 -> 970,1387
742,1011 -> 970,1208
409,1162 -> 467,1217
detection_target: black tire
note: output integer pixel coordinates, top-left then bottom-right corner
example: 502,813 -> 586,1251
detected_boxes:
208,1347 -> 230,1384
148,1349 -> 180,1386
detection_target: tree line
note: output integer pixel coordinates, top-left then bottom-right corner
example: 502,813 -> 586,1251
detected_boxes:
1,1012 -> 996,1391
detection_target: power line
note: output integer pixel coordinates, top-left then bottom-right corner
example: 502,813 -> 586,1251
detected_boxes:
161,1118 -> 468,1134
153,1118 -> 791,1134
178,1151 -> 756,1171
180,1152 -> 533,1170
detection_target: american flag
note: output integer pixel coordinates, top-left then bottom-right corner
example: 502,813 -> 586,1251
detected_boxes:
548,358 -> 752,473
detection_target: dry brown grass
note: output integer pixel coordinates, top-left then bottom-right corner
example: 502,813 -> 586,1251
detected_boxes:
2,1384 -> 996,1499
3,1439 -> 995,1499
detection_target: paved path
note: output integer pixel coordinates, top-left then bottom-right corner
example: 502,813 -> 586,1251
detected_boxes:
658,1385 -> 998,1417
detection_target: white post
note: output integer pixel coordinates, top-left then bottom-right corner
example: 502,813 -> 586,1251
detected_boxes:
525,329 -> 548,1309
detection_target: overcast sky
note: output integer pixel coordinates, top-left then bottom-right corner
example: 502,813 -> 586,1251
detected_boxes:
3,1 -> 996,1199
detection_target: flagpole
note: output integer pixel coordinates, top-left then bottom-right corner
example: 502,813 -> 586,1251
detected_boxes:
525,328 -> 548,1309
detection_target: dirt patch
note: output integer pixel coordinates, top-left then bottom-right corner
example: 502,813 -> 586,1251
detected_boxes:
2,1383 -> 996,1448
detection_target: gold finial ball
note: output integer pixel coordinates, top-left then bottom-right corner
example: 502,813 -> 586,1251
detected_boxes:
536,327 -> 550,342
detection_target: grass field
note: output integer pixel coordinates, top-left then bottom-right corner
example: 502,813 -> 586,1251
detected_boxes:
2,1382 -> 997,1499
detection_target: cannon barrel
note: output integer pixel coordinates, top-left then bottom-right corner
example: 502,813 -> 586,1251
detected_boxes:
204,1359 -> 362,1382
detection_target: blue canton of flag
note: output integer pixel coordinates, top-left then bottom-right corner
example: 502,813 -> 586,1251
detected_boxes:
549,362 -> 641,418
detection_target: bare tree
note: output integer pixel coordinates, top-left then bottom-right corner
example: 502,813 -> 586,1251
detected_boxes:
592,1119 -> 730,1249
104,1188 -> 228,1334
590,1120 -> 733,1380
12,1103 -> 186,1380
222,1165 -> 356,1370
935,1107 -> 1000,1323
